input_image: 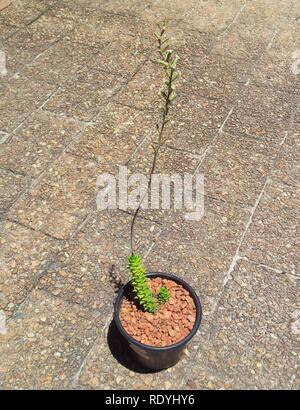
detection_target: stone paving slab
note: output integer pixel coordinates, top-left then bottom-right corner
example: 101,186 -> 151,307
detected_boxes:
0,76 -> 56,133
212,24 -> 274,62
195,259 -> 299,389
127,139 -> 200,175
43,66 -> 125,121
163,22 -> 215,70
172,92 -> 231,133
223,109 -> 290,144
49,0 -> 102,22
0,220 -> 62,316
141,0 -> 195,23
114,60 -> 160,111
2,14 -> 75,73
197,132 -> 279,206
271,131 -> 300,187
69,10 -> 152,48
187,52 -> 254,89
237,0 -> 286,27
87,33 -> 149,79
0,169 -> 30,214
22,38 -> 100,85
189,0 -> 245,34
8,153 -> 107,239
67,102 -> 154,165
0,0 -> 48,26
0,289 -> 102,389
0,110 -> 83,177
0,15 -> 17,40
237,84 -> 297,122
251,28 -> 300,95
0,0 -> 299,391
240,179 -> 300,274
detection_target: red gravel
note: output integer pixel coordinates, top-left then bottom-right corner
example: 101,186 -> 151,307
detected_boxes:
119,277 -> 197,347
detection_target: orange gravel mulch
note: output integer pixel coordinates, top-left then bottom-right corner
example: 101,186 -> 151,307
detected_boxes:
120,277 -> 196,347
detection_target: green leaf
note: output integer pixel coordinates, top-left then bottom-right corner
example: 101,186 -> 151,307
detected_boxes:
157,59 -> 169,67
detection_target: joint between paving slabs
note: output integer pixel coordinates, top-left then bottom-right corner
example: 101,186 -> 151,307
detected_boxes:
239,255 -> 300,280
178,176 -> 272,384
70,311 -> 114,389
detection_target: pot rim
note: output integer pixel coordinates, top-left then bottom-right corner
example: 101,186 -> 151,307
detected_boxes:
114,272 -> 202,351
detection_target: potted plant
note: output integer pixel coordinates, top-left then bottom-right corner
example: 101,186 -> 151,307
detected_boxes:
114,22 -> 202,370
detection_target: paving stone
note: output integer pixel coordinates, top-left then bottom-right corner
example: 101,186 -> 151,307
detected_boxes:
251,27 -> 300,94
49,0 -> 101,21
67,103 -> 154,165
44,67 -> 125,121
99,0 -> 152,14
237,0 -> 287,27
230,84 -> 297,124
181,72 -> 243,107
2,15 -> 74,73
183,369 -> 241,390
183,53 -> 253,102
0,110 -> 83,177
0,169 -> 30,214
114,60 -> 161,111
213,24 -> 274,62
0,76 -> 56,132
240,180 -> 299,274
145,197 -> 250,298
0,16 -> 17,40
186,0 -> 245,35
171,91 -> 232,134
165,121 -> 217,155
142,0 -> 195,22
198,132 -> 278,206
197,259 -> 299,389
129,137 -> 200,174
0,220 -> 61,316
69,11 -> 151,48
271,131 -> 300,187
0,0 -> 49,26
87,33 -> 149,78
22,39 -> 100,85
223,108 -> 290,144
38,210 -> 161,310
8,153 -> 107,239
0,289 -> 102,389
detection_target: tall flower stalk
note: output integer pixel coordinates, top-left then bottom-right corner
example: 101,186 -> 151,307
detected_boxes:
130,21 -> 181,254
127,22 -> 181,314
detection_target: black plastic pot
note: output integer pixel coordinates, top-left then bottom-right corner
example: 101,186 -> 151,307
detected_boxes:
114,272 -> 202,370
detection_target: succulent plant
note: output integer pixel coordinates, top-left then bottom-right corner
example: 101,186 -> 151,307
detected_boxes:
157,286 -> 170,304
127,253 -> 157,313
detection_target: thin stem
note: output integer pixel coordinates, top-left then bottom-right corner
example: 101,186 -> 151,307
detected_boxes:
129,23 -> 179,255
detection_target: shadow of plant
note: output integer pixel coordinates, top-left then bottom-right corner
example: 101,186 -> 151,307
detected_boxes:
108,264 -> 124,294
